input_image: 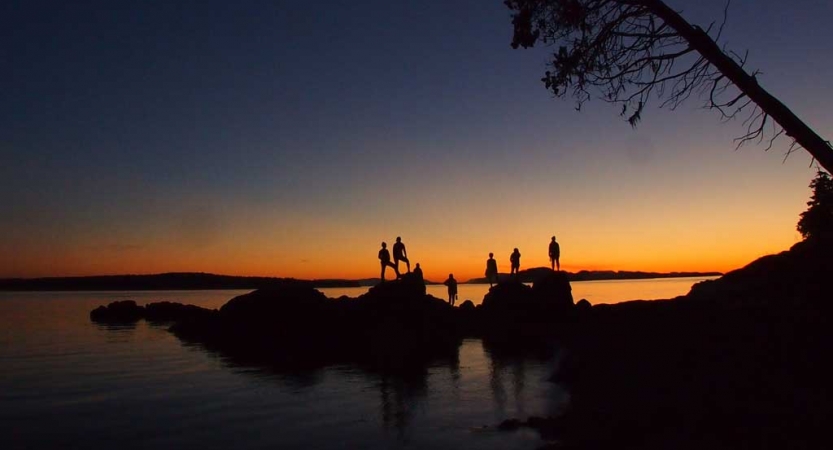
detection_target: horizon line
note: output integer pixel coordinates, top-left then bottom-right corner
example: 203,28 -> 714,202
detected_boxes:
0,267 -> 725,283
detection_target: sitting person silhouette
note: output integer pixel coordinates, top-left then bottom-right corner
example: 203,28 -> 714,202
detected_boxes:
510,248 -> 521,277
392,236 -> 410,273
378,242 -> 400,281
413,263 -> 424,282
549,236 -> 561,271
485,252 -> 498,287
443,273 -> 458,306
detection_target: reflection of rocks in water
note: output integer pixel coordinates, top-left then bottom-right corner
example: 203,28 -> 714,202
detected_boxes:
95,322 -> 138,332
378,369 -> 428,442
88,273 -> 577,441
487,349 -> 534,419
95,322 -> 139,344
229,363 -> 325,390
488,355 -> 507,415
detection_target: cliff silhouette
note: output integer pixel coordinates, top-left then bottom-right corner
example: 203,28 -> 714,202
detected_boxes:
497,238 -> 833,449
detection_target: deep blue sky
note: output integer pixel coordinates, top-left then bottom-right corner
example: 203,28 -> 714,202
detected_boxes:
2,0 -> 831,278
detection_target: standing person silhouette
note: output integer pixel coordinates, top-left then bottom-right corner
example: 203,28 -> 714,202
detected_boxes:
443,273 -> 458,306
510,248 -> 521,277
549,236 -> 561,271
485,252 -> 498,287
392,236 -> 410,274
378,242 -> 400,281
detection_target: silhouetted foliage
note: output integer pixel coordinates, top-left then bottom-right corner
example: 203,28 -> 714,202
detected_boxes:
505,0 -> 833,172
797,171 -> 833,242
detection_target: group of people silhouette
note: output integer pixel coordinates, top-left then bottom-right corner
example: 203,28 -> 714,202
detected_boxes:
378,236 -> 561,305
483,236 -> 560,287
378,237 -> 414,281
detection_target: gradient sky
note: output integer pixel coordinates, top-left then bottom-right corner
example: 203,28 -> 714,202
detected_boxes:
2,0 -> 832,281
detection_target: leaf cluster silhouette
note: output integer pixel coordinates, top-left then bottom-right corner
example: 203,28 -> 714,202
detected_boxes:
797,171 -> 833,242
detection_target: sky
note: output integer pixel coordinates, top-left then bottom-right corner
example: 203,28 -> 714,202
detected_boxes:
2,0 -> 832,281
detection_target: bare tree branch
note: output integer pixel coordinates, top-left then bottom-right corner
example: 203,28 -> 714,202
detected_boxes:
505,0 -> 833,172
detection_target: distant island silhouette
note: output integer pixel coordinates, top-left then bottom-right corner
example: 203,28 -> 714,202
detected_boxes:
0,269 -> 720,291
465,267 -> 720,284
0,273 -> 376,291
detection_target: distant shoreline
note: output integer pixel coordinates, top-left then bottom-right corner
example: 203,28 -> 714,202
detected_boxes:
465,267 -> 721,284
0,270 -> 721,292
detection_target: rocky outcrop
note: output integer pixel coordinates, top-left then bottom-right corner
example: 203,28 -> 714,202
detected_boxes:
531,270 -> 574,312
478,271 -> 575,347
166,276 -> 461,370
525,239 -> 833,449
481,271 -> 573,316
686,239 -> 832,309
90,299 -> 215,323
145,301 -> 215,322
90,300 -> 145,322
91,272 -> 579,370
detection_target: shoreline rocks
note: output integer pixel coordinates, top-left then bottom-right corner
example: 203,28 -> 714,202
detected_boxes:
91,271 -> 576,370
495,239 -> 833,449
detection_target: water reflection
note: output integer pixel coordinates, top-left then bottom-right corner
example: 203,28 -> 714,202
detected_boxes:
484,340 -> 564,421
93,323 -> 567,447
488,352 -> 532,418
94,322 -> 137,343
378,370 -> 427,441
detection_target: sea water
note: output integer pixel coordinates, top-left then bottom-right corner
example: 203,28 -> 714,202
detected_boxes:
0,277 -> 713,449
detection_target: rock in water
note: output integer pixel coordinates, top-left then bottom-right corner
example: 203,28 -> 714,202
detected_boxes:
361,272 -> 426,300
219,282 -> 329,323
481,280 -> 534,312
90,300 -> 144,323
145,301 -> 214,322
481,271 -> 574,318
531,270 -> 574,314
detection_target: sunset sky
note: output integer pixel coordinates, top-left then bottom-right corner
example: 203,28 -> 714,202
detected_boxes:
2,0 -> 831,281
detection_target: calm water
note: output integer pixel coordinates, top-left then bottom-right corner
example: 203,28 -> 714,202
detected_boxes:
0,278 -> 712,449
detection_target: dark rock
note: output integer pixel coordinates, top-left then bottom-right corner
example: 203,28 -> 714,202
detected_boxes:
481,271 -> 574,319
498,418 -> 522,431
168,277 -> 460,371
545,239 -> 833,449
479,279 -> 569,349
575,298 -> 591,312
458,300 -> 476,311
90,300 -> 144,322
361,272 -> 426,300
531,270 -> 573,312
219,281 -> 329,322
91,268 -> 579,372
145,301 -> 214,322
481,280 -> 535,312
686,240 -> 833,309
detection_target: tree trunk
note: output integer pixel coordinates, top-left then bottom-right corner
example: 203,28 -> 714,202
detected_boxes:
647,0 -> 833,172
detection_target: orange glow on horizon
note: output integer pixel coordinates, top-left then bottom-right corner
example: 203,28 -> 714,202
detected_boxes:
0,138 -> 812,282
0,241 -> 792,282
